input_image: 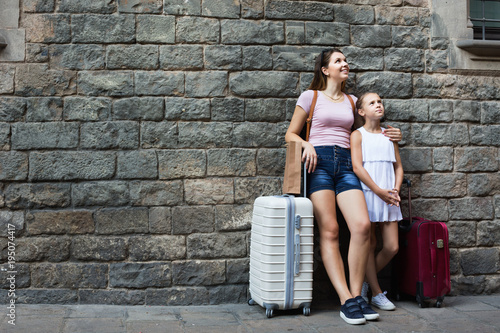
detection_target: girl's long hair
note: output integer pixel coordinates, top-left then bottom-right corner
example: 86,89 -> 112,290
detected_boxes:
308,48 -> 347,92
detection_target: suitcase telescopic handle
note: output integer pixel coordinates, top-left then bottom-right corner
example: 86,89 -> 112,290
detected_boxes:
303,162 -> 307,198
400,178 -> 413,232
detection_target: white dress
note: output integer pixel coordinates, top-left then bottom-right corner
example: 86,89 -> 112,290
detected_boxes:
357,127 -> 403,223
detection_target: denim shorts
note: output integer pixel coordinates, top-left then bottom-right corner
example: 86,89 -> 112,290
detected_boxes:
307,146 -> 363,196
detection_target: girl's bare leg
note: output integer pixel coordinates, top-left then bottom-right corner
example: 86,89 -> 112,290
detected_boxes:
310,189 -> 353,304
365,224 -> 381,295
336,189 -> 371,297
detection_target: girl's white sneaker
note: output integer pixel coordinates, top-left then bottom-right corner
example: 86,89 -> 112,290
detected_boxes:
371,292 -> 396,311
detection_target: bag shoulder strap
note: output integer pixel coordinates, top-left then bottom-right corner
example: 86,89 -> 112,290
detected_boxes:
305,90 -> 318,141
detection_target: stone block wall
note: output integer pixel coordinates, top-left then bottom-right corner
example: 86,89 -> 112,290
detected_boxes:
0,0 -> 499,305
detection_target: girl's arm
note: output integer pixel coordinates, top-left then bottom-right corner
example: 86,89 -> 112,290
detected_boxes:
285,105 -> 317,173
351,130 -> 401,207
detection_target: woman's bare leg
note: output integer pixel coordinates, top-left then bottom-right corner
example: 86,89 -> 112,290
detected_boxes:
310,189 -> 353,304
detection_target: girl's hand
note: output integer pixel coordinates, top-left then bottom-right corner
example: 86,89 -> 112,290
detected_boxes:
302,141 -> 317,174
383,125 -> 402,142
377,188 -> 401,207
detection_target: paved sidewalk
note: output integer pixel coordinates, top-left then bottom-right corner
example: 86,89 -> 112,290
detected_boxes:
1,295 -> 499,333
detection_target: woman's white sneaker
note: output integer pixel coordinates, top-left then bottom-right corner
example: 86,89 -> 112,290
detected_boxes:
371,292 -> 396,311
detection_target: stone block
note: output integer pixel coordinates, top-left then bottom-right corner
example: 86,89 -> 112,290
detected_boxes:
481,102 -> 500,124
113,97 -> 163,120
449,197 -> 494,220
342,46 -> 384,71
141,121 -> 178,148
95,208 -> 149,235
26,43 -> 49,63
242,46 -> 273,70
0,152 -> 28,180
205,45 -> 242,70
411,199 -> 449,221
0,29 -> 26,62
376,6 -> 419,25
24,14 -> 71,43
136,14 -> 175,43
164,0 -> 201,15
72,181 -> 130,207
241,0 -> 263,18
211,97 -> 245,121
172,260 -> 225,285
0,210 -> 24,237
23,0 -> 54,12
382,99 -> 428,122
49,44 -> 105,70
265,0 -> 333,20
16,289 -> 78,304
209,285 -> 248,304
158,149 -> 206,179
178,122 -> 233,148
272,46 -> 317,71
384,48 -> 424,72
433,147 -> 454,172
106,45 -> 159,70
334,4 -> 374,24
431,37 -> 449,50
447,221 -> 476,248
129,235 -> 186,260
305,22 -> 350,45
185,178 -> 234,205
79,290 -> 145,305
58,0 -> 116,12
215,204 -> 252,231
0,123 -> 9,150
149,207 -> 171,234
159,45 -> 203,70
234,177 -> 281,204
257,148 -> 286,176
412,124 -> 469,146
208,149 -> 256,177
392,26 -> 429,48
230,72 -> 299,97
71,14 -> 135,43
146,287 -> 209,305
233,122 -> 280,148
0,66 -> 15,94
426,50 -> 448,72
0,97 -> 26,121
477,221 -> 500,246
467,173 -> 500,196
26,97 -> 63,121
6,183 -> 71,209
427,99 -> 453,122
64,97 -> 111,121
420,173 -> 466,198
454,100 -> 480,122
16,237 -> 71,262
12,122 -> 78,150
1,0 -> 19,27
15,64 -> 76,96
72,236 -> 128,261
221,20 -> 284,44
450,275 -> 487,295
135,71 -> 184,96
130,180 -> 184,206
455,147 -> 498,172
110,263 -> 171,288
226,258 -> 250,284
118,0 -> 162,13
27,210 -> 94,235
172,206 -> 215,234
356,72 -> 412,98
80,121 -> 139,149
78,71 -> 134,97
460,248 -> 499,275
351,25 -> 392,47
202,0 -> 240,18
117,150 -> 158,179
177,17 -> 219,43
165,97 -> 210,120
0,263 -> 30,289
285,22 -> 305,45
185,71 -> 227,98
31,263 -> 108,288
187,232 -> 247,259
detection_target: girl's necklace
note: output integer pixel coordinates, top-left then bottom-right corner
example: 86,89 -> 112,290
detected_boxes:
322,91 -> 343,102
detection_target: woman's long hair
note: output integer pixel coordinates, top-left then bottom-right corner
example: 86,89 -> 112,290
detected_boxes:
308,48 -> 346,92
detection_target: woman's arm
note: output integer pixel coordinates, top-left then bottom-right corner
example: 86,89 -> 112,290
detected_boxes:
351,130 -> 401,206
285,105 -> 317,173
383,125 -> 402,142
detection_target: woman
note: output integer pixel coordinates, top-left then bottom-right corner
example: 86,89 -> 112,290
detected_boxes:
285,48 -> 402,325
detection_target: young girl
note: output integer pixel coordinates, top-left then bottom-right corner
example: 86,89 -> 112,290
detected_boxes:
350,92 -> 404,311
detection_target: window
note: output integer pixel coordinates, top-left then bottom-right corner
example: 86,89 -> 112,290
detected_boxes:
469,0 -> 500,40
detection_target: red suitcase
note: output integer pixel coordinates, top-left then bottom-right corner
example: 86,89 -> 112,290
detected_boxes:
396,179 -> 451,308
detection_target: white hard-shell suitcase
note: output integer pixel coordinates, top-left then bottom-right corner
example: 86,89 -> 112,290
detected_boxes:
248,192 -> 314,318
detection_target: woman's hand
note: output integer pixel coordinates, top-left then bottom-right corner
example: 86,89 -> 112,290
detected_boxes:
383,125 -> 402,142
302,141 -> 317,174
376,188 -> 401,207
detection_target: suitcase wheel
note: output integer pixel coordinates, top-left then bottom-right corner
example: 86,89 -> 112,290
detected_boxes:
248,298 -> 256,306
266,308 -> 274,318
435,296 -> 444,308
303,307 -> 311,316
